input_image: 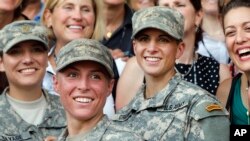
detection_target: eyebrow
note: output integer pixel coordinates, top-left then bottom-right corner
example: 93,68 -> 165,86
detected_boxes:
65,65 -> 105,74
225,21 -> 250,30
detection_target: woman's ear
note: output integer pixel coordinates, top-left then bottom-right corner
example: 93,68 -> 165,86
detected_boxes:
43,9 -> 53,28
132,40 -> 137,56
107,79 -> 115,97
176,42 -> 185,59
195,9 -> 204,28
53,75 -> 60,95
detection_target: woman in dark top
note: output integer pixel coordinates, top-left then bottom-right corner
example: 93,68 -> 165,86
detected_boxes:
175,54 -> 220,94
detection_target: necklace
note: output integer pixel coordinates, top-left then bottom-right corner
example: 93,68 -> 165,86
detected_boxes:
106,20 -> 122,39
176,60 -> 197,85
106,31 -> 112,39
193,61 -> 197,85
176,53 -> 198,85
181,61 -> 194,77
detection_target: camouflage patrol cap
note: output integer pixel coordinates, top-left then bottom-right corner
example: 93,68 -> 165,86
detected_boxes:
132,6 -> 184,40
56,38 -> 114,78
0,20 -> 49,53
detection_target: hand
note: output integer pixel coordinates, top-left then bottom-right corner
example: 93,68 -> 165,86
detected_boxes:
109,49 -> 130,62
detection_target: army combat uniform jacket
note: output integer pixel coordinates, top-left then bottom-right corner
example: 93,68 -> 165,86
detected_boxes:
58,116 -> 144,141
112,73 -> 230,141
0,88 -> 66,141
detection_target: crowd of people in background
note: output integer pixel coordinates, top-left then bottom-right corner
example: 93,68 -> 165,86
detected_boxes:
0,0 -> 249,140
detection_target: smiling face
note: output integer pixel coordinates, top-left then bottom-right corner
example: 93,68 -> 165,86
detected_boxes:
0,41 -> 48,89
224,7 -> 250,72
133,28 -> 184,77
45,0 -> 95,46
54,61 -> 114,122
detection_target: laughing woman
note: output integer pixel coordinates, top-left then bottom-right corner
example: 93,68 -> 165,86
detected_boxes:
216,0 -> 250,125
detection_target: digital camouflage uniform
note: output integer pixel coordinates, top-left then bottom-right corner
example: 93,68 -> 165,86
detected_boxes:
111,6 -> 230,141
112,74 -> 230,141
0,21 -> 66,140
0,88 -> 66,141
58,116 -> 143,141
55,39 -> 144,141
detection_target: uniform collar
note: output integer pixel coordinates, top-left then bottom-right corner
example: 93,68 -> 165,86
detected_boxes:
114,73 -> 182,118
60,116 -> 110,141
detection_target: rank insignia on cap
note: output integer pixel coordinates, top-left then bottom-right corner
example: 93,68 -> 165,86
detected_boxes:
206,104 -> 223,112
21,24 -> 31,33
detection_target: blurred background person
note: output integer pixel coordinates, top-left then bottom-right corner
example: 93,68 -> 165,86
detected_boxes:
197,0 -> 230,64
101,0 -> 134,104
22,0 -> 45,22
102,0 -> 133,59
127,0 -> 156,11
0,0 -> 28,29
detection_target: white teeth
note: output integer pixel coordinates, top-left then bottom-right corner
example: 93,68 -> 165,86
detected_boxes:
74,97 -> 92,103
146,57 -> 160,61
241,55 -> 250,60
68,25 -> 82,29
238,48 -> 250,55
20,68 -> 36,73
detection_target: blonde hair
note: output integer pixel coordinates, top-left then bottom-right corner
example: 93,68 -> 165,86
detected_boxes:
41,0 -> 104,40
92,0 -> 105,40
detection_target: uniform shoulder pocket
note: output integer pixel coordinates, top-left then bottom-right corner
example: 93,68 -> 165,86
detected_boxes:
189,96 -> 229,121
